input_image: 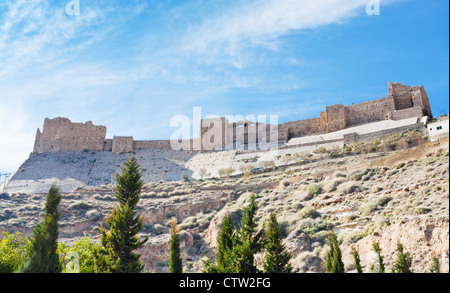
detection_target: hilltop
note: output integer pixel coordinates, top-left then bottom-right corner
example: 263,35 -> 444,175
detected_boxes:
1,133 -> 448,273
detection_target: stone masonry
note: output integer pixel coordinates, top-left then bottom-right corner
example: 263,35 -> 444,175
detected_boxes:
31,83 -> 432,155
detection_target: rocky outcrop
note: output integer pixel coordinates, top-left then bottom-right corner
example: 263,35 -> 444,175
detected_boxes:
344,217 -> 449,273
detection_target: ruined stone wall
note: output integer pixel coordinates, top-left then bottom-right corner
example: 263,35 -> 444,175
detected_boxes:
134,140 -> 197,150
392,106 -> 423,121
104,139 -> 113,151
200,118 -> 227,151
345,97 -> 395,127
281,117 -> 326,139
34,118 -> 107,154
325,104 -> 346,132
112,136 -> 134,154
412,86 -> 432,117
31,83 -> 432,155
134,140 -> 172,150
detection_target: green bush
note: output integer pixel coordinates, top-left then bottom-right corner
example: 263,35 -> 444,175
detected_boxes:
359,196 -> 391,216
181,173 -> 190,182
68,201 -> 91,210
0,232 -> 32,273
305,184 -> 323,197
413,207 -> 432,215
298,219 -> 332,237
299,207 -> 320,219
58,237 -> 101,273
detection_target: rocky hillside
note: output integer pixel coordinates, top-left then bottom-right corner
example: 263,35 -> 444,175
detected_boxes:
0,136 -> 448,273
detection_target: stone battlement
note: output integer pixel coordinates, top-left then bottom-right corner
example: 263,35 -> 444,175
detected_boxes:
31,82 -> 432,155
200,82 -> 432,149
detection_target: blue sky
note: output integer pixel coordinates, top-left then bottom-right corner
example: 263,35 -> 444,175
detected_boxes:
0,0 -> 448,175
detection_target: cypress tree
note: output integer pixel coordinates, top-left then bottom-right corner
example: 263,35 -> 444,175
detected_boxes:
232,194 -> 264,273
370,241 -> 385,273
22,186 -> 62,273
169,217 -> 183,273
391,242 -> 413,273
351,246 -> 362,273
325,233 -> 345,273
263,213 -> 292,273
95,156 -> 149,273
216,214 -> 236,272
202,213 -> 236,273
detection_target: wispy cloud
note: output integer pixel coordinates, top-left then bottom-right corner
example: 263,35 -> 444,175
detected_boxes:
183,0 -> 370,57
0,0 -> 411,173
0,0 -> 146,170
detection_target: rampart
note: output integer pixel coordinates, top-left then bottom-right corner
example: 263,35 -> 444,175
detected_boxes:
31,83 -> 432,155
33,118 -> 107,154
199,83 -> 432,150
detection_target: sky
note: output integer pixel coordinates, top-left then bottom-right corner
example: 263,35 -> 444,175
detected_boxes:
0,0 -> 448,177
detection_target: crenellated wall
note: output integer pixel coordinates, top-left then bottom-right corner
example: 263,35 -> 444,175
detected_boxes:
33,118 -> 107,154
31,83 -> 433,155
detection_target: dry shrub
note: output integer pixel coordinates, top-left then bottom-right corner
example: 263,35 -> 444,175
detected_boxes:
323,179 -> 345,193
337,182 -> 359,195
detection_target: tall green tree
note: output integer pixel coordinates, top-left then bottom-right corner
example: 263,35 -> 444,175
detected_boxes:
370,241 -> 385,273
263,213 -> 292,273
169,217 -> 183,273
94,157 -> 149,273
391,242 -> 413,273
202,213 -> 236,273
325,233 -> 345,273
216,213 -> 237,272
232,194 -> 264,273
22,186 -> 62,273
351,246 -> 362,273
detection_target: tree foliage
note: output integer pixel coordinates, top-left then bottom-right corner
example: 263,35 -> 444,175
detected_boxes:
58,237 -> 101,273
169,217 -> 183,273
203,194 -> 264,273
352,246 -> 362,273
232,194 -> 264,273
325,233 -> 345,273
263,213 -> 292,273
391,242 -> 413,273
370,241 -> 385,273
94,157 -> 148,273
429,256 -> 440,273
22,186 -> 62,273
0,232 -> 32,273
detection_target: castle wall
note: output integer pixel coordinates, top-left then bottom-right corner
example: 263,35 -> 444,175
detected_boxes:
325,104 -> 346,132
201,118 -> 227,151
345,97 -> 395,127
34,118 -> 106,154
112,136 -> 134,154
104,139 -> 113,151
392,106 -> 423,121
281,117 -> 326,139
31,83 -> 433,155
134,140 -> 172,150
134,140 -> 197,150
343,121 -> 425,145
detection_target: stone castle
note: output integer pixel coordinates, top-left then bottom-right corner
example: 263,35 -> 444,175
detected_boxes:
32,82 -> 432,155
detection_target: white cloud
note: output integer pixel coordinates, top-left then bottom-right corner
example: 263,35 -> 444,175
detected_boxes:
183,0 -> 371,55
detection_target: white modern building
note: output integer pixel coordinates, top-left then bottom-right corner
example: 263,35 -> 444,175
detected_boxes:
428,117 -> 449,142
